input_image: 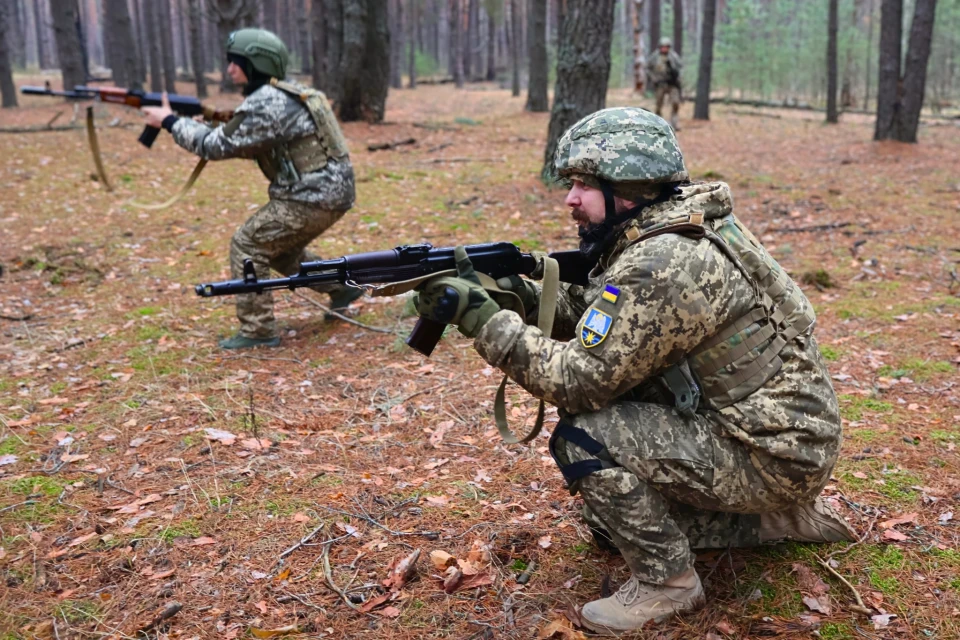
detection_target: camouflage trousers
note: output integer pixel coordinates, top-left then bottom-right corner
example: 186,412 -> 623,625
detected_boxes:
552,402 -> 799,584
229,199 -> 347,339
655,84 -> 681,123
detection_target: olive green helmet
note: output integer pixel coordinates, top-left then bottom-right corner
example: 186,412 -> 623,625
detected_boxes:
659,37 -> 672,47
554,107 -> 688,196
226,28 -> 289,79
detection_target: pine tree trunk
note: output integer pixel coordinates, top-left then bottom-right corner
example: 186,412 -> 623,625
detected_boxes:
0,0 -> 18,107
891,0 -> 937,141
509,0 -> 519,95
337,0 -> 389,121
541,0 -> 616,182
263,0 -> 277,32
648,0 -> 659,53
311,0 -> 326,87
525,0 -> 547,110
6,0 -> 26,69
389,0 -> 402,88
145,0 -> 163,91
324,0 -> 343,98
131,0 -> 146,80
693,0 -> 716,120
188,0 -> 206,96
672,0 -> 682,55
51,0 -> 85,89
177,0 -> 190,73
211,0 -> 257,91
873,0 -> 902,139
464,0 -> 476,78
159,0 -> 178,91
104,0 -> 140,89
32,0 -> 47,68
297,0 -> 311,73
451,0 -> 463,86
408,0 -> 417,87
485,2 -> 495,80
826,0 -> 838,123
632,0 -> 646,91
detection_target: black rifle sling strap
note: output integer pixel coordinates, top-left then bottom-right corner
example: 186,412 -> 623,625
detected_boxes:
85,107 -> 113,192
493,256 -> 560,444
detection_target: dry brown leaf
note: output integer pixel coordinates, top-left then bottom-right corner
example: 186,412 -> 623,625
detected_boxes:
715,619 -> 737,634
791,563 -> 830,596
429,420 -> 453,447
378,606 -> 402,618
879,512 -> 918,529
425,495 -> 449,507
802,594 -> 831,615
456,558 -> 481,576
429,550 -> 457,571
191,536 -> 217,546
359,592 -> 393,613
240,437 -> 272,451
275,568 -> 291,582
150,568 -> 176,580
538,535 -> 553,549
383,549 -> 420,590
250,624 -> 298,638
465,539 -> 491,566
60,453 -> 89,463
335,522 -> 361,538
882,529 -> 908,542
68,532 -> 99,547
537,617 -> 588,640
204,428 -> 237,445
442,565 -> 463,593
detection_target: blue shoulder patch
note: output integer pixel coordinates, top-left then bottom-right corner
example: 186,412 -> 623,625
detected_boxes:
580,308 -> 613,348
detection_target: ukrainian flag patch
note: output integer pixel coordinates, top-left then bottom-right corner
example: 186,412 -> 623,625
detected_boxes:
580,308 -> 613,348
601,284 -> 620,304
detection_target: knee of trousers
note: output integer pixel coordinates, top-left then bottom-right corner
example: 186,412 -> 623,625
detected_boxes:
548,416 -> 616,495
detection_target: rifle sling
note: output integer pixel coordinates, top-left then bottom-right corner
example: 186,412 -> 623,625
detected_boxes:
128,158 -> 208,211
85,107 -> 113,192
493,256 -> 559,445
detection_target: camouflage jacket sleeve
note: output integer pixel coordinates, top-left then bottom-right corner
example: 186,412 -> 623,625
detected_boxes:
170,92 -> 280,161
474,236 -> 748,414
519,281 -> 590,341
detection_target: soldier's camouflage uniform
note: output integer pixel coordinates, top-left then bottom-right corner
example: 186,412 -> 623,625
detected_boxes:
647,50 -> 683,123
473,180 -> 842,584
172,81 -> 355,339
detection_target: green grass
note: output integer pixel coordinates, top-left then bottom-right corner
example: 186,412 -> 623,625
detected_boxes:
0,437 -> 23,456
838,395 -> 894,421
158,519 -> 202,542
819,622 -> 854,639
54,600 -> 100,624
5,476 -> 64,497
135,306 -> 160,316
819,345 -> 842,361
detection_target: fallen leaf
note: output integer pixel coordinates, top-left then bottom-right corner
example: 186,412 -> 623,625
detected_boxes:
150,568 -> 176,580
254,600 -> 268,615
275,568 -> 291,582
60,453 -> 89,463
292,512 -> 310,523
429,420 -> 453,447
191,536 -> 217,546
878,512 -> 918,529
939,511 -> 953,524
882,529 -> 908,542
335,522 -> 361,538
240,437 -> 271,451
466,540 -> 491,566
382,549 -> 420,590
378,606 -> 402,618
429,550 -> 457,571
537,617 -> 589,640
250,571 -> 269,580
715,620 -> 737,634
455,571 -> 493,592
456,558 -> 481,576
425,495 -> 449,507
872,614 -> 897,629
538,535 -> 552,549
792,563 -> 830,595
0,454 -> 18,466
473,468 -> 492,483
250,625 -> 299,638
204,428 -> 237,445
852,471 -> 868,479
423,458 -> 449,470
68,532 -> 99,547
802,594 -> 831,615
442,565 -> 463,593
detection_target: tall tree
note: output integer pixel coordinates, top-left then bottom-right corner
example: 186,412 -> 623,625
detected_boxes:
263,0 -> 277,32
333,0 -> 390,121
540,0 -> 616,182
311,0 -> 327,88
451,0 -> 464,86
297,0 -> 311,73
632,0 -> 646,91
104,0 -> 141,89
509,0 -> 520,96
131,0 -> 146,81
826,0 -> 839,123
484,0 -> 497,80
525,0 -> 547,110
649,0 -> 660,53
388,0 -> 402,88
50,0 -> 85,89
209,0 -> 257,90
874,0 -> 938,142
672,0 -> 682,55
145,0 -> 163,90
409,0 -> 417,87
0,0 -> 18,107
177,0 -> 190,73
158,0 -> 178,92
32,0 -> 48,68
188,0 -> 207,96
693,0 -> 716,120
465,0 -> 477,78
6,0 -> 27,69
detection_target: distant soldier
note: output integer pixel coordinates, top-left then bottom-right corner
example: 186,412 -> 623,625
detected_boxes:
646,37 -> 683,130
142,28 -> 359,350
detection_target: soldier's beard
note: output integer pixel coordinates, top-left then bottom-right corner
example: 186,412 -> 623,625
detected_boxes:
577,203 -> 644,265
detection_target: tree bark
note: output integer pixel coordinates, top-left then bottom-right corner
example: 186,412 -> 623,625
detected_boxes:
408,0 -> 417,87
525,0 -> 547,110
873,0 -> 902,139
32,0 -> 47,68
465,0 -> 476,78
540,0 -> 616,182
323,0 -> 343,98
509,0 -> 520,95
177,0 -> 190,73
145,0 -> 163,90
188,0 -> 206,96
131,0 -> 146,80
263,0 -> 277,32
337,0 -> 390,122
451,0 -> 463,86
158,0 -> 178,92
297,0 -> 311,73
50,0 -> 85,89
648,0 -> 659,52
693,0 -> 716,120
890,0 -> 937,141
0,0 -> 18,107
632,0 -> 645,91
311,0 -> 327,88
6,0 -> 26,69
388,0 -> 402,88
672,0 -> 682,55
104,0 -> 140,89
485,1 -> 495,80
826,0 -> 838,123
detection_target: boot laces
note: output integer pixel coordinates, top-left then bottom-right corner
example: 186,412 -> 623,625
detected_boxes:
614,575 -> 644,606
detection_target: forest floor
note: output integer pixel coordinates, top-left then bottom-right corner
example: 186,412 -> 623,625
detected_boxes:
1,79 -> 960,640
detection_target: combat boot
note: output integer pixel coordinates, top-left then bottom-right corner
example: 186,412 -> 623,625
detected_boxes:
581,569 -> 704,635
760,497 -> 857,544
218,334 -> 281,350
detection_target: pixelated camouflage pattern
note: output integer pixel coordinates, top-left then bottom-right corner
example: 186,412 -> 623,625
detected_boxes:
475,181 -> 842,580
554,107 -> 688,185
171,82 -> 355,208
647,50 -> 683,88
230,199 -> 349,338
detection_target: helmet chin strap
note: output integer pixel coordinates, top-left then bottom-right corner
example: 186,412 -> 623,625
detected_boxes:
578,181 -> 667,267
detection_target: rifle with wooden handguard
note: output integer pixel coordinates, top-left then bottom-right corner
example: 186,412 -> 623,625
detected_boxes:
194,242 -> 590,356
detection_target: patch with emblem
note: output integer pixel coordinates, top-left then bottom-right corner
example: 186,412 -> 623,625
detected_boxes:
580,308 -> 613,348
601,284 -> 620,304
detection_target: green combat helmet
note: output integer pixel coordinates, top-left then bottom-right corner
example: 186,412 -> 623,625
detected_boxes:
226,28 -> 289,79
659,37 -> 672,47
554,106 -> 688,199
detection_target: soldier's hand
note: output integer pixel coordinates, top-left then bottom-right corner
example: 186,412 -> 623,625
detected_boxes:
494,275 -> 539,316
142,91 -> 175,129
415,246 -> 500,338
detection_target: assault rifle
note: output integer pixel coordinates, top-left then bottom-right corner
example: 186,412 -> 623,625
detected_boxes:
195,242 -> 591,356
21,83 -> 234,148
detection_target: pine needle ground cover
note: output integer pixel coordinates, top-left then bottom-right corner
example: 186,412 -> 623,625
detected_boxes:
2,82 -> 959,639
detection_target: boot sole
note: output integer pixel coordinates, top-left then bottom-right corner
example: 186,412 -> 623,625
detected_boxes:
580,593 -> 705,636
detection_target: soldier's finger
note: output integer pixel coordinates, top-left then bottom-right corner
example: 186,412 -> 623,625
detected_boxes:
454,246 -> 481,285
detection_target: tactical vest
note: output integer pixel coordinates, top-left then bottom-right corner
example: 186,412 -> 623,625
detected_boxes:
255,79 -> 350,186
621,202 -> 816,414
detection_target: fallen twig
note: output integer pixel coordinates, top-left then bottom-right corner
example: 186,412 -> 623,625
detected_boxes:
368,137 -> 416,151
772,222 -> 852,233
0,500 -> 37,513
275,524 -> 325,569
138,601 -> 182,634
516,560 -> 536,585
322,544 -> 360,611
291,291 -> 395,334
418,157 -> 505,164
318,505 -> 439,539
0,313 -> 35,321
814,553 -> 873,616
277,590 -> 327,612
